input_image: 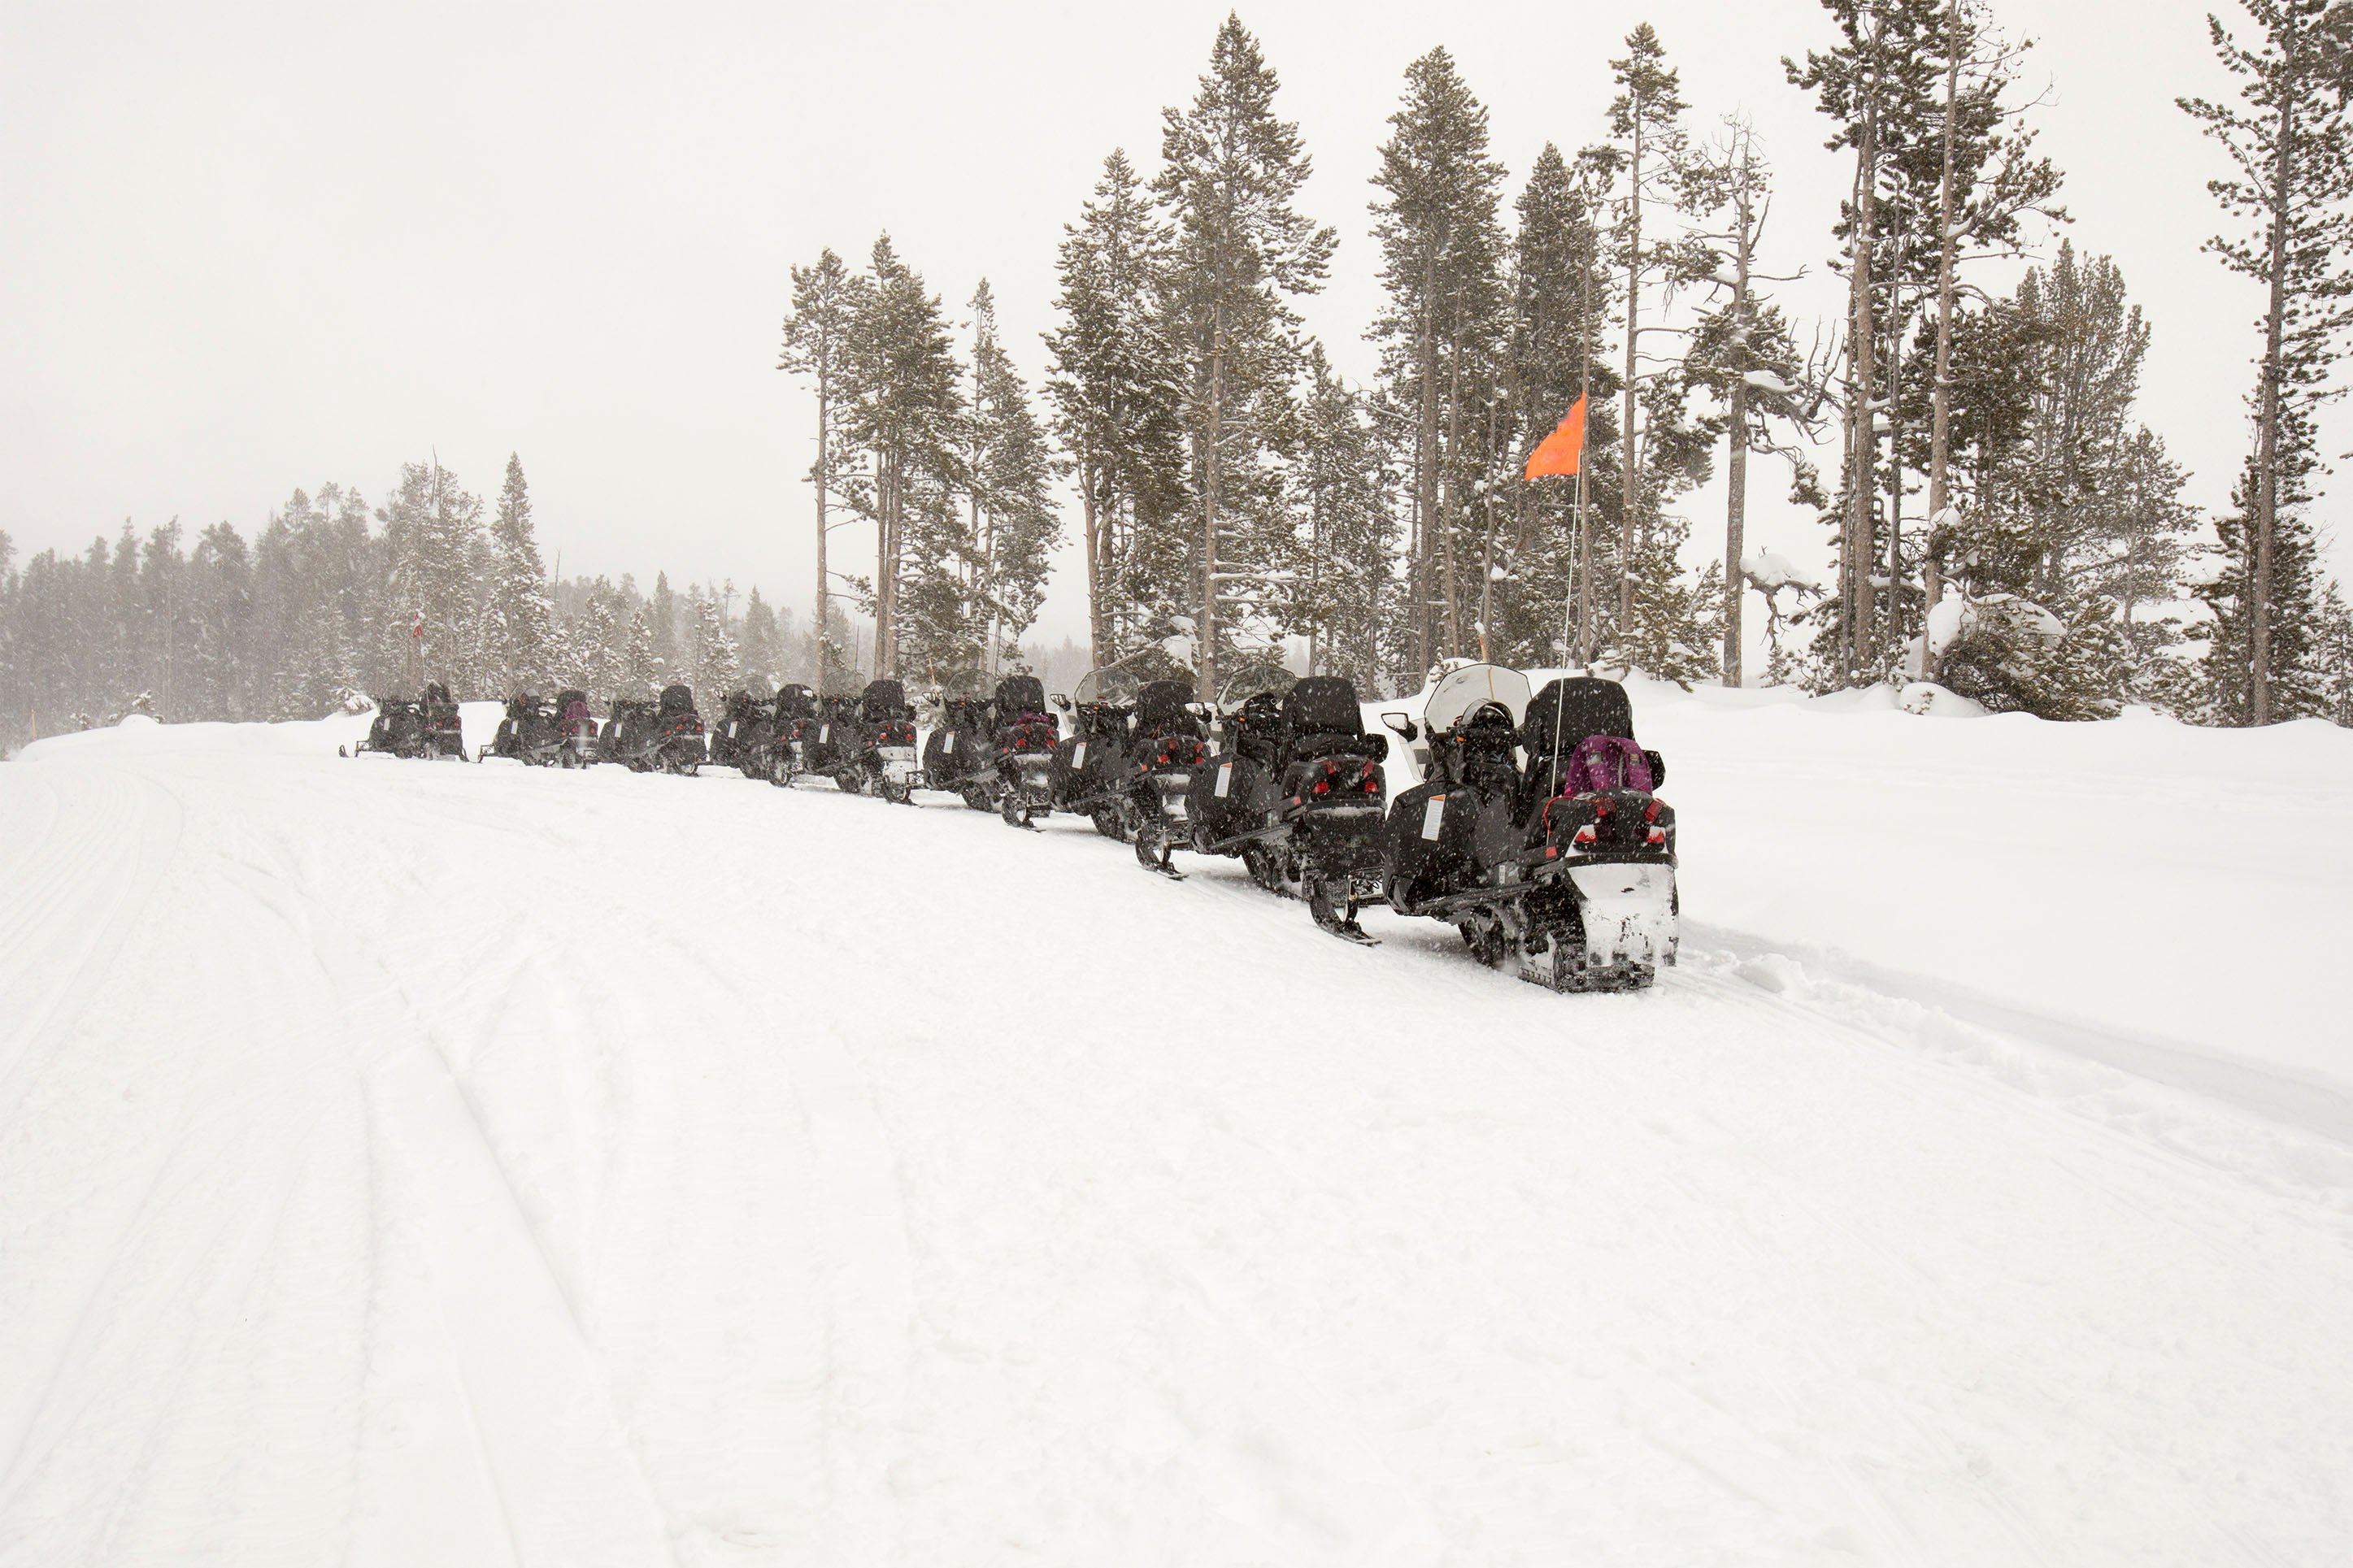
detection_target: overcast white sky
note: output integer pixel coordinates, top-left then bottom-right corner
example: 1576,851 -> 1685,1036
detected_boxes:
2,0 -> 2343,644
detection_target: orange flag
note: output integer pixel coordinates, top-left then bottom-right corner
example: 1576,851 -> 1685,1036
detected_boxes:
1524,394 -> 1587,480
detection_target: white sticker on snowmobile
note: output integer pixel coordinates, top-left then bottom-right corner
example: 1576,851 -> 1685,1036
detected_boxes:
1215,760 -> 1233,797
820,724 -> 830,742
727,722 -> 738,738
1072,742 -> 1088,770
1422,794 -> 1447,840
946,730 -> 956,749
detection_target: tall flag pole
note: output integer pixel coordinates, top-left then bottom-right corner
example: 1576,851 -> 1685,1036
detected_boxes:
1524,395 -> 1588,669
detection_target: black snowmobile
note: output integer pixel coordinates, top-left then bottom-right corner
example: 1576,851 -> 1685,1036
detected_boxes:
850,679 -> 921,802
600,684 -> 707,773
420,681 -> 468,760
921,693 -> 1001,810
1126,679 -> 1207,877
346,694 -> 430,758
1379,671 -> 1677,990
1262,675 -> 1390,940
990,673 -> 1062,828
767,684 -> 820,784
481,692 -> 563,765
1050,661 -> 1146,838
710,689 -> 782,776
811,694 -> 864,789
1178,662 -> 1295,875
555,689 -> 598,767
598,697 -> 657,768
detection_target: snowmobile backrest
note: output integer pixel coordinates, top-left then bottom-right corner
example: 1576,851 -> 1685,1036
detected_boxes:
994,674 -> 1046,716
1281,675 -> 1366,740
659,683 -> 696,716
776,684 -> 816,719
1560,734 -> 1657,796
1133,680 -> 1199,736
1519,677 -> 1636,759
859,679 -> 911,722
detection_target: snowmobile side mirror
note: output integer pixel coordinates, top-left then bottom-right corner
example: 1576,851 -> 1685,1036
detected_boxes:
1050,693 -> 1072,711
1380,712 -> 1418,741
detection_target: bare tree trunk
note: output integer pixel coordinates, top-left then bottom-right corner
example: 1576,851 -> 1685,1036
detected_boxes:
1440,297 -> 1459,658
1924,0 -> 1962,686
1844,43 -> 1882,681
1199,295 -> 1224,694
1722,150 -> 1753,688
813,376 -> 829,695
1619,116 -> 1645,645
1575,230 -> 1597,665
1415,254 -> 1439,678
2252,61 -> 2298,726
1080,458 -> 1105,667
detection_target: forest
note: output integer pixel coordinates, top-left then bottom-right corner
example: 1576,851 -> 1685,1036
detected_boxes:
5,0 -> 2351,746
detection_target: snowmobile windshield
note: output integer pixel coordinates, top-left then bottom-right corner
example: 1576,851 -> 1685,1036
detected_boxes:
1520,677 -> 1637,758
1216,661 -> 1296,711
1072,663 -> 1145,707
1424,663 -> 1531,734
658,683 -> 696,716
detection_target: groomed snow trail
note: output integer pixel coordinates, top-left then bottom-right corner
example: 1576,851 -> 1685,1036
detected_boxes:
3,717 -> 2351,1566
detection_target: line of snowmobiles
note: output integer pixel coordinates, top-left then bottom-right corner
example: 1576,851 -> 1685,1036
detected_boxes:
338,657 -> 1679,992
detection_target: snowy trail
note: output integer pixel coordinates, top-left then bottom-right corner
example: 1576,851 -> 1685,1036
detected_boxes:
4,723 -> 2352,1565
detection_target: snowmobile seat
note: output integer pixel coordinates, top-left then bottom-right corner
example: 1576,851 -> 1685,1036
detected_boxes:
1280,675 -> 1380,767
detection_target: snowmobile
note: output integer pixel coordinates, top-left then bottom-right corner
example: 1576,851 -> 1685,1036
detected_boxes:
1178,662 -> 1295,876
766,684 -> 820,784
420,682 -> 468,760
989,673 -> 1061,828
480,693 -> 563,765
810,693 -> 865,790
1125,679 -> 1207,877
1260,675 -> 1390,941
1050,661 -> 1147,838
850,679 -> 921,802
345,694 -> 433,758
921,693 -> 1002,810
710,689 -> 782,776
598,697 -> 658,768
1379,671 -> 1677,991
555,689 -> 598,768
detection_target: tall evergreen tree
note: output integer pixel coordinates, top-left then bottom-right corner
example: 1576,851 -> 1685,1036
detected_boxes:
1046,150 -> 1187,667
2181,0 -> 2353,723
378,458 -> 485,691
1153,14 -> 1336,688
778,247 -> 871,696
1370,46 -> 1508,671
486,453 -> 555,691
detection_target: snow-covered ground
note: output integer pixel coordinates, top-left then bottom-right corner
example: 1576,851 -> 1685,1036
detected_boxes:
3,693 -> 2351,1566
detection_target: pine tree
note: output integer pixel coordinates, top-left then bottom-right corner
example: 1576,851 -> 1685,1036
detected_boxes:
738,586 -> 781,688
843,234 -> 965,680
963,280 -> 1062,675
378,458 -> 485,693
620,608 -> 662,696
486,453 -> 555,692
1370,46 -> 1507,671
1686,121 -> 1819,686
2181,0 -> 2353,723
1503,144 -> 1624,667
1290,345 -> 1394,685
1153,14 -> 1336,688
1046,150 -> 1187,667
690,589 -> 738,701
779,247 -> 872,696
